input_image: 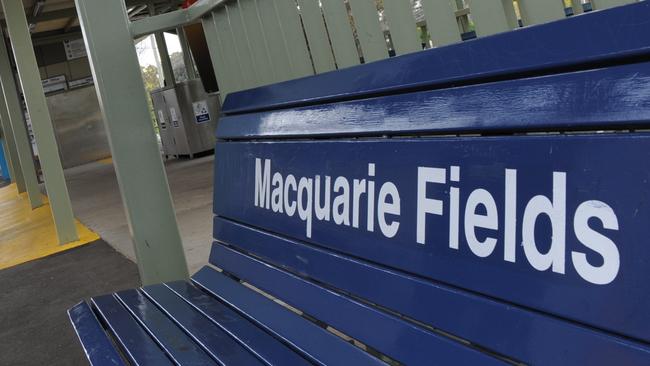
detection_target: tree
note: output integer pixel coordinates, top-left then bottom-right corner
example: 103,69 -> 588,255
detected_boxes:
140,65 -> 161,133
141,65 -> 161,91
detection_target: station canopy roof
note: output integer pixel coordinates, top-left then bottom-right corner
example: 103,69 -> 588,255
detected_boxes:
0,0 -> 182,43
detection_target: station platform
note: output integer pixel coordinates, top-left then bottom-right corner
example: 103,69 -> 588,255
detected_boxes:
0,155 -> 214,364
0,183 -> 98,270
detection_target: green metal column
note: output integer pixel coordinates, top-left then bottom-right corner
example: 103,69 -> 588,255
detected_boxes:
149,5 -> 175,86
0,30 -> 42,208
0,86 -> 25,191
75,0 -> 189,284
2,0 -> 78,244
177,26 -> 197,80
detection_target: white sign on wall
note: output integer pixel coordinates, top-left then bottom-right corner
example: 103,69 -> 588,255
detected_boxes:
63,39 -> 87,60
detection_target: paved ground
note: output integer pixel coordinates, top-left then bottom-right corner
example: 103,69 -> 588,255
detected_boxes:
0,240 -> 140,366
65,156 -> 214,274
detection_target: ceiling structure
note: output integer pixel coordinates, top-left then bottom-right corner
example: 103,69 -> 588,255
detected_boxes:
0,0 -> 183,42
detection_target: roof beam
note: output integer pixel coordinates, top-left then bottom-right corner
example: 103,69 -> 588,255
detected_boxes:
27,7 -> 76,23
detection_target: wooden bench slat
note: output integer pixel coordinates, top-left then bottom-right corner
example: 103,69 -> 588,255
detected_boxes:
213,134 -> 650,343
68,301 -> 127,366
140,284 -> 268,366
213,218 -> 650,365
220,2 -> 650,114
164,281 -> 312,366
217,61 -> 650,139
191,267 -> 387,366
91,295 -> 174,366
210,243 -> 509,365
114,290 -> 218,365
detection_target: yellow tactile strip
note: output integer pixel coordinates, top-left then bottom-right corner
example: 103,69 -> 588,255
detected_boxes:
0,184 -> 99,270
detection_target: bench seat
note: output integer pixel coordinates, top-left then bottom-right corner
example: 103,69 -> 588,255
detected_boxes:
70,3 -> 650,365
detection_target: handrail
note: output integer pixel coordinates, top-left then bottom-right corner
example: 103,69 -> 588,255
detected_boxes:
129,0 -> 226,38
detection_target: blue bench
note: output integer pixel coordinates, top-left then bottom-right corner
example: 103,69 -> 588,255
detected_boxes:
69,3 -> 650,365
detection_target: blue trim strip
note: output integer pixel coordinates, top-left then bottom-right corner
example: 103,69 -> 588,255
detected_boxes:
210,243 -> 508,365
213,218 -> 650,365
217,61 -> 650,139
91,295 -> 174,366
114,289 -> 218,365
67,301 -> 126,366
191,267 -> 387,366
222,2 -> 650,114
140,284 -> 267,366
164,281 -> 312,366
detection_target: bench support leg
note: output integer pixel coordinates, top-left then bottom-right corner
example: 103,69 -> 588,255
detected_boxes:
74,0 -> 189,284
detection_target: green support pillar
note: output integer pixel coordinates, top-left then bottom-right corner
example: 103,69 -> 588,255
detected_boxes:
2,0 -> 78,244
75,0 -> 189,284
0,99 -> 24,190
0,30 -> 42,207
149,5 -> 175,86
177,26 -> 197,80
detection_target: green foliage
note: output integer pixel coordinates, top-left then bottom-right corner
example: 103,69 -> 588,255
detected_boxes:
141,65 -> 161,133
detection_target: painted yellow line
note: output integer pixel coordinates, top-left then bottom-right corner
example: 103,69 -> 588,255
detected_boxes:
0,184 -> 100,270
97,157 -> 113,165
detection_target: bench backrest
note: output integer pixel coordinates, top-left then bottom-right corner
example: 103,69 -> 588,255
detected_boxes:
208,3 -> 650,364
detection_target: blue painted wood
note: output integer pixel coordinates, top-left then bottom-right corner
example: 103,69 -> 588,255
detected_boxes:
191,267 -> 386,366
210,243 -> 507,365
0,139 -> 10,180
164,281 -> 312,366
114,289 -> 218,365
217,61 -> 650,139
213,218 -> 650,365
221,2 -> 650,114
140,284 -> 266,366
91,295 -> 174,366
213,134 -> 650,343
68,301 -> 126,366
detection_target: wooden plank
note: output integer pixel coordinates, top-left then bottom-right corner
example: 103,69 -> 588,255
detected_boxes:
212,133 -> 650,343
67,302 -> 127,366
165,281 -> 312,366
91,295 -> 175,366
273,0 -> 314,78
212,244 -> 508,365
382,0 -> 421,55
213,218 -> 650,365
518,0 -> 566,25
217,62 -> 650,138
420,0 -> 461,46
225,1 -> 262,89
320,0 -> 360,68
115,289 -> 218,365
591,0 -> 637,9
254,0 -> 294,82
296,0 -> 336,73
238,0 -> 276,85
140,285 -> 267,365
468,0 -> 516,36
192,267 -> 387,366
201,14 -> 235,98
347,0 -> 388,62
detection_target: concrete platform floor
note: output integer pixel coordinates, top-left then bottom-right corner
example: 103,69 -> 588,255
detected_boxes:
65,155 -> 215,275
0,240 -> 140,366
